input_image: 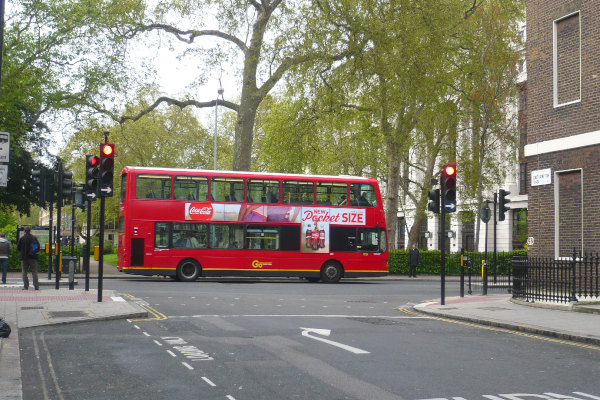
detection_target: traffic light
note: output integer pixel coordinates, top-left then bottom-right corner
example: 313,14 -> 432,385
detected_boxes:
498,189 -> 511,221
58,166 -> 73,206
428,188 -> 440,214
440,164 -> 456,213
85,155 -> 100,194
32,169 -> 45,207
99,143 -> 115,197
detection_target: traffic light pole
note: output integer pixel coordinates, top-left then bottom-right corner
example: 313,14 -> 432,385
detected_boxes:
98,196 -> 104,302
440,196 -> 446,306
85,198 -> 91,291
55,162 -> 62,289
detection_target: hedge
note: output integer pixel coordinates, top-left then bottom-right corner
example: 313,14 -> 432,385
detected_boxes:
388,249 -> 528,275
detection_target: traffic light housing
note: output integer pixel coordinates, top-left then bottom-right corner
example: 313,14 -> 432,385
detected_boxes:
32,169 -> 45,207
57,165 -> 73,206
498,189 -> 511,221
99,143 -> 115,197
85,155 -> 100,193
428,188 -> 440,214
440,164 -> 456,213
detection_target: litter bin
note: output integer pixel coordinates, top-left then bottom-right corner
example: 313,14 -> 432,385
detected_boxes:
61,256 -> 77,290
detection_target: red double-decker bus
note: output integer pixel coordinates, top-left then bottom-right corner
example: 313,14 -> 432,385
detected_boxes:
117,167 -> 388,282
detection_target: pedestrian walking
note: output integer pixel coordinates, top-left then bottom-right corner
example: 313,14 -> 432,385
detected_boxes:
16,227 -> 40,290
0,232 -> 12,284
409,243 -> 420,278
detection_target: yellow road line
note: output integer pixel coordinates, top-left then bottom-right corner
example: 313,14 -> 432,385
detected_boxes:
121,293 -> 167,321
399,307 -> 600,352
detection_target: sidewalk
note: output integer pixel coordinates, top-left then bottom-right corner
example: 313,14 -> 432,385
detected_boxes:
0,272 -> 148,400
412,294 -> 600,346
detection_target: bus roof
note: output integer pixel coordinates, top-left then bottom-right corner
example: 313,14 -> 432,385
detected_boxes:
120,166 -> 378,183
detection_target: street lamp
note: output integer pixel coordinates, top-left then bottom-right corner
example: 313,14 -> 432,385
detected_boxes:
214,85 -> 224,170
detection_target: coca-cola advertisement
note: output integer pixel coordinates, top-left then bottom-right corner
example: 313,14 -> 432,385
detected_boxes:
185,203 -> 214,221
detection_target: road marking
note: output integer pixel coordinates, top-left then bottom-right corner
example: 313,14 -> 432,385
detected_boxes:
226,395 -> 237,400
202,376 -> 217,387
131,304 -> 167,321
167,314 -> 426,319
133,325 -> 140,329
182,362 -> 194,370
300,327 -> 370,354
153,340 -> 162,346
142,332 -> 151,337
167,350 -> 177,357
421,392 -> 600,400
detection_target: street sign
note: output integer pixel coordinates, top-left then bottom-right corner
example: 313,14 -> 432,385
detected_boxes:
100,185 -> 113,197
0,132 -> 9,163
480,204 -> 491,223
0,165 -> 7,187
444,201 -> 456,212
86,190 -> 97,200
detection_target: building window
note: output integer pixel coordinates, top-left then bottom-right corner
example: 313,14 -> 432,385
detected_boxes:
519,163 -> 528,195
553,12 -> 581,108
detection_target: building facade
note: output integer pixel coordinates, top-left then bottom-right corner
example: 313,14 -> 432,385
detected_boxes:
524,1 -> 600,257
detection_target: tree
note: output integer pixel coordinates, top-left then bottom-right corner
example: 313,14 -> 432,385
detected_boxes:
452,0 -> 524,248
0,0 -> 141,213
110,0 -> 353,171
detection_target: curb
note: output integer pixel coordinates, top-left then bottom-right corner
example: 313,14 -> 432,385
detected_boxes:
411,304 -> 600,348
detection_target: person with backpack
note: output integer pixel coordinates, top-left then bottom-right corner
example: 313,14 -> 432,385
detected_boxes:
0,232 -> 12,284
16,226 -> 40,290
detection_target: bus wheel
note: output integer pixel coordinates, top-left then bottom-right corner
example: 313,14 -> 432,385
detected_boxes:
320,261 -> 343,283
176,259 -> 201,282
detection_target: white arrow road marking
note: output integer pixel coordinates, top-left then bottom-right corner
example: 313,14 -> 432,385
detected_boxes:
300,327 -> 370,354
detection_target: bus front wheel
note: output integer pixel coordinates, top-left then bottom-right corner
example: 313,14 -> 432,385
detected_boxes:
176,259 -> 201,282
320,261 -> 343,283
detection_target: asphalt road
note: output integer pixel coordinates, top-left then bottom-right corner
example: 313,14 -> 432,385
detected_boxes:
18,279 -> 600,400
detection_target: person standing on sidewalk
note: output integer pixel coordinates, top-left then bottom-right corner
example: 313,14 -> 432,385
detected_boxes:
16,227 -> 40,290
409,243 -> 420,278
0,232 -> 12,284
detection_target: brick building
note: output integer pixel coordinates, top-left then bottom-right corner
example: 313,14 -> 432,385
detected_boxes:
524,1 -> 600,257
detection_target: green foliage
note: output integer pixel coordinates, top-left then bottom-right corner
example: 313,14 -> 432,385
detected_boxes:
388,249 -> 528,276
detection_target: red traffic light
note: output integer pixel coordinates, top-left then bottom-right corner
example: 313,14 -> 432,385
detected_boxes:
101,144 -> 114,157
444,165 -> 456,176
89,155 -> 99,166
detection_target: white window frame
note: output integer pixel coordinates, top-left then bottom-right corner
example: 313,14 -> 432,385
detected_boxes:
553,11 -> 582,108
554,168 -> 583,259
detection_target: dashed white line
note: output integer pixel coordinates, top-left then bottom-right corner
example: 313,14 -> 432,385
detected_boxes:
167,350 -> 177,357
182,362 -> 194,370
143,332 -> 151,337
226,395 -> 237,400
133,325 -> 140,330
153,340 -> 163,346
202,376 -> 217,387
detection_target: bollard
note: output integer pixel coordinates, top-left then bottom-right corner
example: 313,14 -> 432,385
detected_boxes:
61,256 -> 77,290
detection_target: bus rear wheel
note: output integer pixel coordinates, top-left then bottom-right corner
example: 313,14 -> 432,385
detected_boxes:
320,261 -> 343,283
176,259 -> 201,282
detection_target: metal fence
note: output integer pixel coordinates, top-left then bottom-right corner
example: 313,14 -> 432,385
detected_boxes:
512,250 -> 600,303
461,252 -> 513,295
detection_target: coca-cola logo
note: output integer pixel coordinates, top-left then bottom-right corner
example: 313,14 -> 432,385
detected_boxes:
186,203 -> 213,220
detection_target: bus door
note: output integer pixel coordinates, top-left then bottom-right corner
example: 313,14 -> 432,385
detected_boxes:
152,222 -> 172,270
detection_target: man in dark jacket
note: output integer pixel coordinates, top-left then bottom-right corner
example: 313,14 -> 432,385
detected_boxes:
409,243 -> 420,278
16,227 -> 40,290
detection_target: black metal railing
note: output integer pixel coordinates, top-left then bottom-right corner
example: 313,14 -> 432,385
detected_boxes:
512,249 -> 600,303
457,251 -> 513,295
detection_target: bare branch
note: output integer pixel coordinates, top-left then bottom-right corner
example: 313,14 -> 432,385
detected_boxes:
126,24 -> 247,52
92,97 -> 240,124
